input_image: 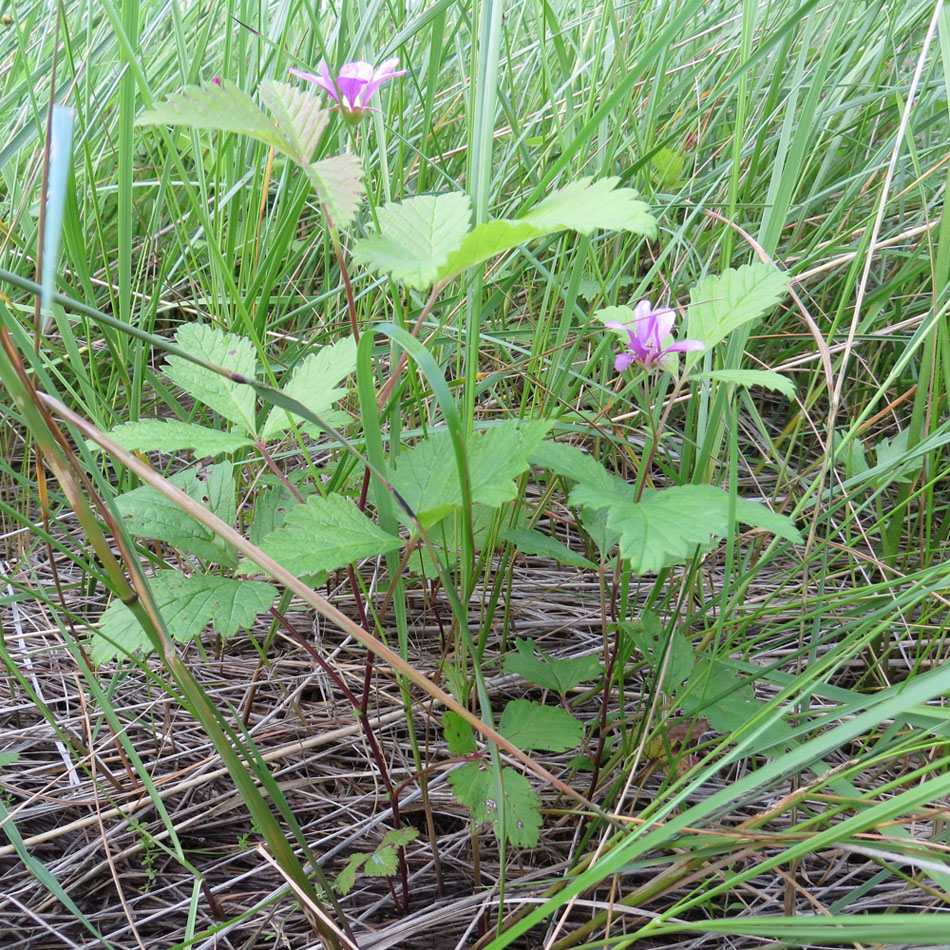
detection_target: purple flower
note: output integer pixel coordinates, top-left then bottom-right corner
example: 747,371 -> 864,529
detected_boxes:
290,58 -> 405,117
605,299 -> 705,372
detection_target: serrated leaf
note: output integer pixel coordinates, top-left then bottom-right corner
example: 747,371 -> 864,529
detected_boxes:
248,480 -> 312,546
437,218 -> 542,282
254,493 -> 401,575
137,81 -> 293,154
334,852 -> 367,895
443,711 -> 477,754
261,336 -> 356,440
164,325 -> 258,436
94,571 -> 274,663
468,421 -> 554,505
363,846 -> 398,876
502,638 -> 602,693
115,462 -> 237,565
629,612 -> 694,696
448,763 -> 542,848
874,429 -> 923,487
99,419 -> 254,456
302,153 -> 364,229
522,177 -> 656,238
498,699 -> 584,753
380,828 -> 420,850
529,440 -> 616,492
501,527 -> 596,569
686,262 -> 789,357
258,80 -> 327,163
570,483 -> 801,574
695,369 -> 796,399
351,193 -> 472,289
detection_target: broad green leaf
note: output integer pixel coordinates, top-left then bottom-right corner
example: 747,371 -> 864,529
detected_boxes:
261,336 -> 356,440
0,753 -> 17,769
254,493 -> 401,575
137,81 -> 293,154
334,853 -> 367,895
529,440 -> 616,492
258,80 -> 327,163
468,421 -> 554,506
685,262 -> 789,357
99,419 -> 254,455
651,147 -> 685,187
501,527 -> 596,569
522,177 -> 656,237
448,763 -> 542,848
164,324 -> 258,436
94,571 -> 274,663
498,699 -> 584,753
302,154 -> 364,229
570,483 -> 801,574
628,612 -> 694,697
437,219 -> 542,282
247,478 -> 313,547
874,429 -> 923,487
502,638 -> 602,693
115,462 -> 237,565
363,846 -> 398,876
443,711 -> 477,755
351,193 -> 472,289
694,369 -> 796,399
380,828 -> 420,850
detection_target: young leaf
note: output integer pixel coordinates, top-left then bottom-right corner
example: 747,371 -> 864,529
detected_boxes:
261,336 -> 356,440
694,369 -> 796,399
254,493 -> 402,575
498,699 -> 584,753
686,262 -> 789,356
334,852 -> 368,896
115,462 -> 237,565
258,80 -> 328,164
164,324 -> 258,436
301,154 -> 364,229
94,571 -> 275,663
501,527 -> 597,569
443,710 -> 477,755
351,193 -> 472,288
448,763 -> 542,848
137,80 -> 294,155
380,828 -> 420,850
363,846 -> 398,877
502,638 -> 602,693
99,419 -> 254,456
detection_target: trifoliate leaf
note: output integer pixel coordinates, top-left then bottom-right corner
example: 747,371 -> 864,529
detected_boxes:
363,846 -> 398,876
94,571 -> 275,663
686,262 -> 789,358
501,527 -> 597,569
352,193 -> 472,289
448,764 -> 542,848
522,177 -> 656,238
502,638 -> 602,693
164,324 -> 258,436
302,153 -> 364,229
380,828 -> 420,850
694,369 -> 796,400
258,80 -> 328,164
254,493 -> 401,575
114,462 -> 237,565
261,336 -> 356,440
99,419 -> 254,456
334,853 -> 368,895
443,711 -> 477,755
570,483 -> 801,574
498,699 -> 584,753
137,81 -> 294,155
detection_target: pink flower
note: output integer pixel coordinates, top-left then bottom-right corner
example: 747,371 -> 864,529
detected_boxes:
605,299 -> 705,372
290,58 -> 405,118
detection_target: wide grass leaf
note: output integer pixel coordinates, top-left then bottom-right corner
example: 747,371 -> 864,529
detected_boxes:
254,493 -> 402,575
503,638 -> 601,693
94,571 -> 275,663
164,324 -> 258,436
351,193 -> 472,288
101,419 -> 254,455
499,699 -> 584,753
448,763 -> 542,848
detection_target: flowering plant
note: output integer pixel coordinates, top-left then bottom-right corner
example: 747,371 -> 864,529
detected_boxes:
290,58 -> 406,118
605,298 -> 704,372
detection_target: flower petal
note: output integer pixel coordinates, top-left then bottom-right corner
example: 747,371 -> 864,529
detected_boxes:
666,338 -> 705,352
615,352 -> 635,372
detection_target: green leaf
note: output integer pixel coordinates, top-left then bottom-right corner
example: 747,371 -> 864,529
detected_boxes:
468,421 -> 554,506
94,571 -> 275,663
650,147 -> 685,187
694,369 -> 796,399
302,154 -> 364,229
363,846 -> 398,876
570,483 -> 801,574
99,419 -> 254,455
502,638 -> 602,693
247,479 -> 313,547
448,764 -> 542,848
254,493 -> 402,575
443,710 -> 477,755
437,218 -> 542,282
498,699 -> 584,753
380,827 -> 420,850
686,262 -> 790,357
529,440 -> 616,492
164,324 -> 258,436
0,753 -> 18,769
114,462 -> 237,565
257,80 -> 327,163
351,193 -> 472,289
334,852 -> 367,895
874,429 -> 923,487
501,527 -> 596,569
136,81 -> 294,155
628,612 -> 694,696
522,176 -> 656,237
261,336 -> 356,440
